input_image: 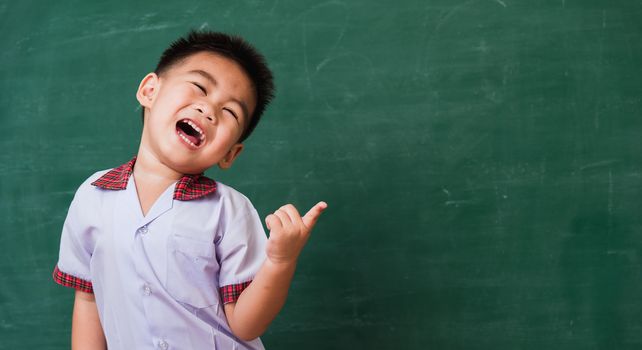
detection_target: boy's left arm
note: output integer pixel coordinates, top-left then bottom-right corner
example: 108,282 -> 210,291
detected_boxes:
223,201 -> 327,341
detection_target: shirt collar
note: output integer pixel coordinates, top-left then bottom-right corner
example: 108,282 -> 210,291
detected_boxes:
90,157 -> 217,201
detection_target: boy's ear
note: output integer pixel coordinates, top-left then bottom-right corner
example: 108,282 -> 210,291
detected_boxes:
218,143 -> 244,169
136,73 -> 160,108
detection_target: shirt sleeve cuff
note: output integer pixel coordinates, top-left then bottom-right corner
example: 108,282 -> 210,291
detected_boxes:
53,265 -> 93,293
219,281 -> 252,304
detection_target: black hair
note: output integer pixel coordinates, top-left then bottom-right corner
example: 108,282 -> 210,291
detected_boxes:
144,30 -> 275,142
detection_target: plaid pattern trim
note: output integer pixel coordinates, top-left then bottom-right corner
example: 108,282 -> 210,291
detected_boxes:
220,281 -> 252,304
173,174 -> 217,201
91,157 -> 135,190
90,156 -> 216,201
53,265 -> 93,293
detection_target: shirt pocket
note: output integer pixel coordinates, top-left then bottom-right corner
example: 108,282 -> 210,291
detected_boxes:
166,234 -> 220,308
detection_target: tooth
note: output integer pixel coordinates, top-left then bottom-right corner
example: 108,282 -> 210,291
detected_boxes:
179,133 -> 197,147
179,134 -> 196,147
188,120 -> 202,134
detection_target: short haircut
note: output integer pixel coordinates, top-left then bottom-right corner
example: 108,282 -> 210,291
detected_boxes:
144,30 -> 275,142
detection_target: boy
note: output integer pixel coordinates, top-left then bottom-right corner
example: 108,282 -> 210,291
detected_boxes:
53,30 -> 326,350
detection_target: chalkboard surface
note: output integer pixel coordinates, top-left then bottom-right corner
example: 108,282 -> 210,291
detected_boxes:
2,0 -> 642,349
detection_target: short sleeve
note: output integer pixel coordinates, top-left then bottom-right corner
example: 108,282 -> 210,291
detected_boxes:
53,175 -> 102,293
216,208 -> 267,304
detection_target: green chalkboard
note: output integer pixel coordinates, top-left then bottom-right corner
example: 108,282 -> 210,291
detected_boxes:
2,0 -> 642,349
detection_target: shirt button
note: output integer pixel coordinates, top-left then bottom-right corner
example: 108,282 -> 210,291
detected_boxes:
143,284 -> 152,296
138,225 -> 149,235
159,340 -> 169,349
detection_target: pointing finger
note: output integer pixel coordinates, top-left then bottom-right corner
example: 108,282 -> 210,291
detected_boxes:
302,201 -> 327,229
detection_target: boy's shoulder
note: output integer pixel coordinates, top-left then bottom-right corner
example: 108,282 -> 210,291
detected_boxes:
73,168 -> 113,197
211,180 -> 257,214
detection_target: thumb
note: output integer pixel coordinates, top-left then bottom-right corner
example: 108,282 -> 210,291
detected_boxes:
302,201 -> 327,229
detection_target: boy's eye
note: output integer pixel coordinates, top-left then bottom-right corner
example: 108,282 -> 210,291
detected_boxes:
223,108 -> 238,120
191,82 -> 206,94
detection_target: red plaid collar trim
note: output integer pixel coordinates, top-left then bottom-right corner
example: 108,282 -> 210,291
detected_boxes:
91,157 -> 216,201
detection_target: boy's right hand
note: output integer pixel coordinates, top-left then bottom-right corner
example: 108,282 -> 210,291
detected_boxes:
264,202 -> 327,265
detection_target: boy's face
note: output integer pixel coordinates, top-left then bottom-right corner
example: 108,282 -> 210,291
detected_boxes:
137,52 -> 256,175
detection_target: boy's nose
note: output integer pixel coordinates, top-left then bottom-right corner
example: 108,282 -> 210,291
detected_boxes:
193,105 -> 216,123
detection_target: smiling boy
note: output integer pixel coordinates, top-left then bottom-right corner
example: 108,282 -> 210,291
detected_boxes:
53,30 -> 326,350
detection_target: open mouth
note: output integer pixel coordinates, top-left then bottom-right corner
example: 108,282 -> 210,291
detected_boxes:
176,119 -> 205,147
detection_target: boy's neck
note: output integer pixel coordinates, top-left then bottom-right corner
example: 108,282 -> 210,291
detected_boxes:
133,149 -> 184,183
132,148 -> 183,216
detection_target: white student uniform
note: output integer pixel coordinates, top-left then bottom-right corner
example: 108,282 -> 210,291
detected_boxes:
54,158 -> 267,350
